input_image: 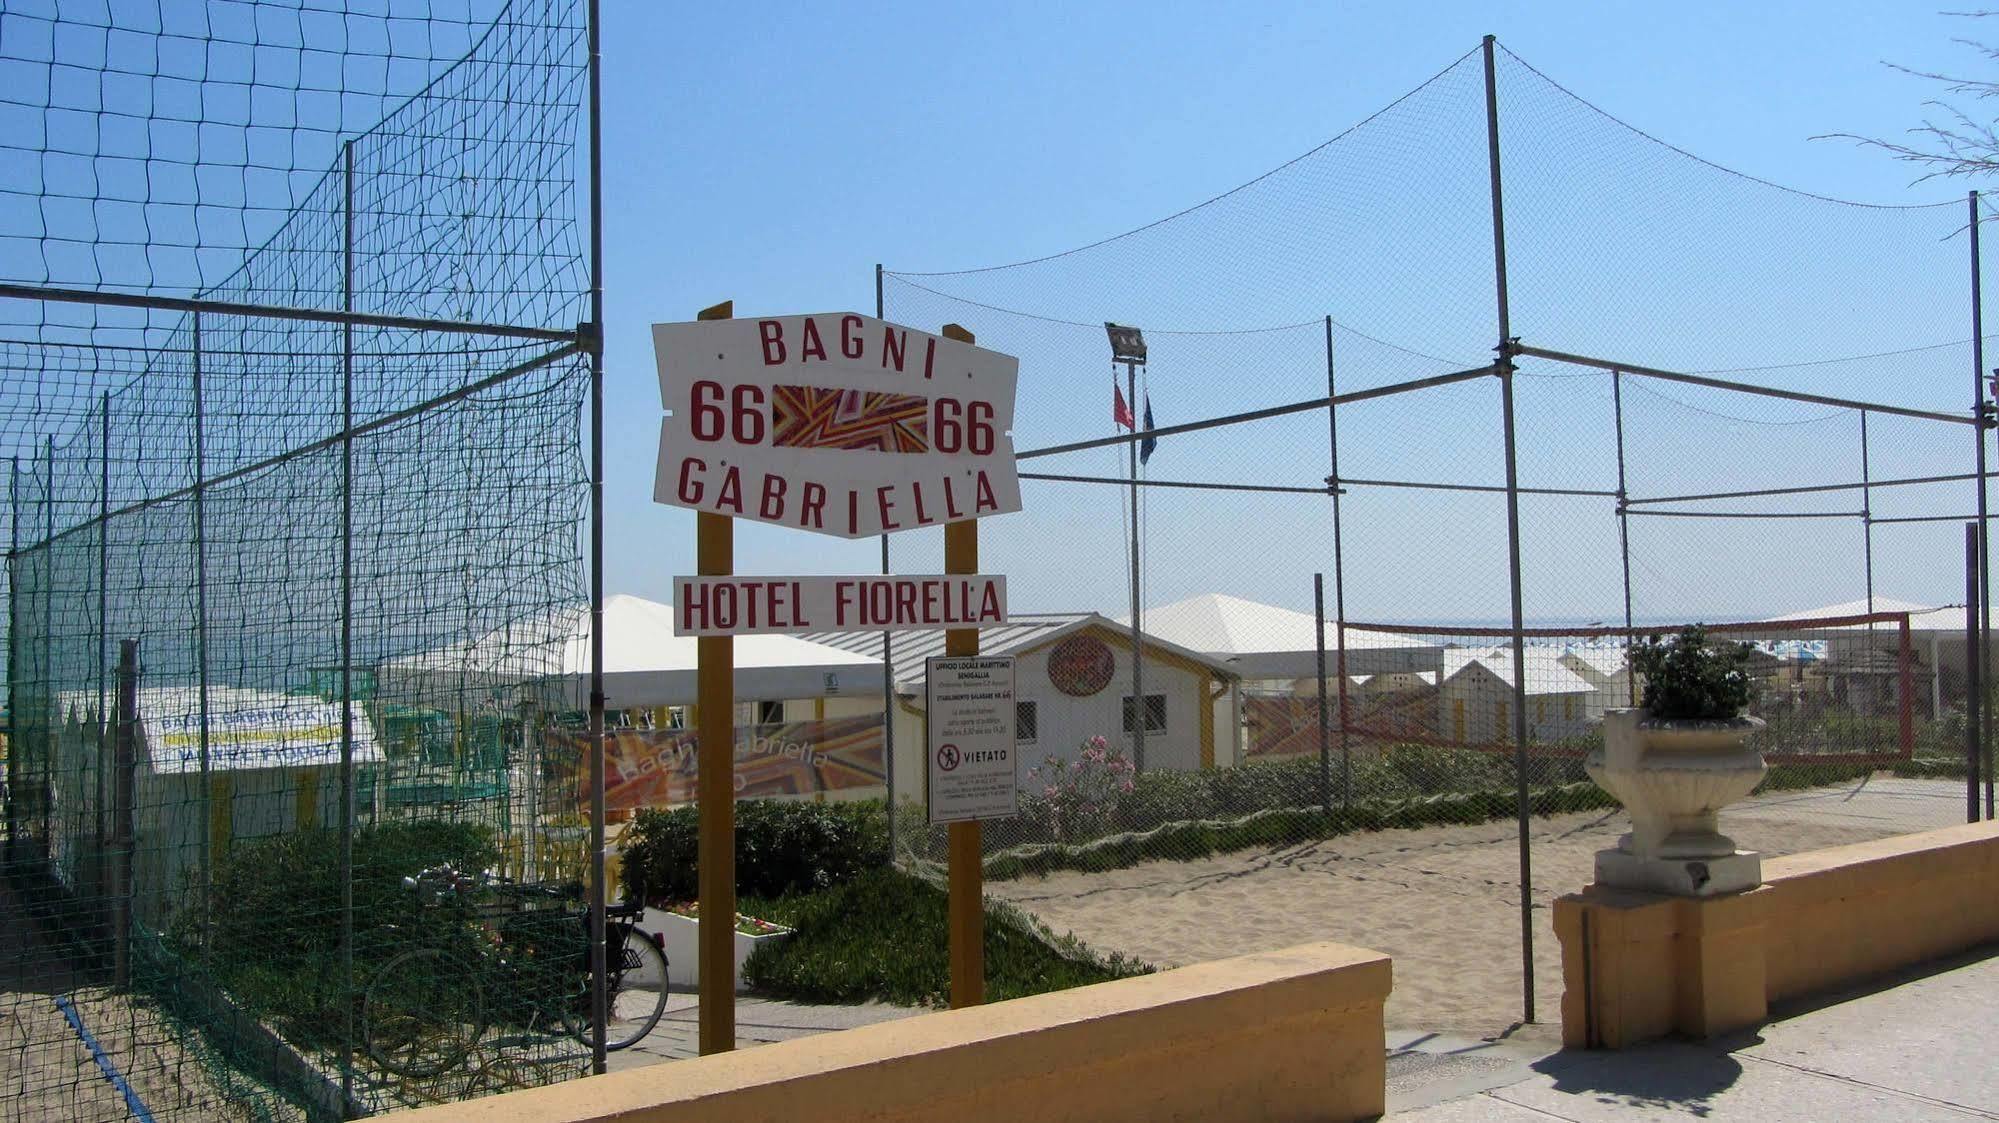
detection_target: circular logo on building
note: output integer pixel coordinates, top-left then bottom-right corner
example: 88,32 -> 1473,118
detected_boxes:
1047,634 -> 1115,697
936,743 -> 961,772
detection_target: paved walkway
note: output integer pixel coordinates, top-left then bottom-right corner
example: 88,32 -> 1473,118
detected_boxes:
1388,947 -> 1999,1121
605,993 -> 918,1070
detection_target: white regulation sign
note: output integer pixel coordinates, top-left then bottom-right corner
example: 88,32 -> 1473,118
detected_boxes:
653,313 -> 1021,538
926,656 -> 1018,825
672,574 -> 1008,636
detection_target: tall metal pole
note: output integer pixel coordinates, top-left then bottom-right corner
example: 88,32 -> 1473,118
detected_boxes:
97,392 -> 108,896
877,263 -> 897,860
1325,317 -> 1351,807
1314,574 -> 1330,814
110,638 -> 136,989
338,139 -> 358,1102
586,0 -> 610,1073
1969,523 -> 1983,823
1612,370 -> 1636,706
1126,359 -> 1146,772
193,313 -> 212,940
1974,191 -> 1994,819
1483,33 -> 1536,1025
6,456 -> 18,863
41,437 -> 51,852
1861,411 -> 1875,618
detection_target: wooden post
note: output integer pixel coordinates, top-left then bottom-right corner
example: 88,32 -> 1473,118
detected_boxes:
941,323 -> 984,1008
696,299 -> 737,1054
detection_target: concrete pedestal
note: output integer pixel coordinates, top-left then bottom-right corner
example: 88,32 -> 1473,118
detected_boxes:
1594,848 -> 1763,898
1555,884 -> 1770,1050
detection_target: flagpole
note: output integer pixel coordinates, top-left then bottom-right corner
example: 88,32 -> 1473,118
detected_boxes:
1126,356 -> 1146,774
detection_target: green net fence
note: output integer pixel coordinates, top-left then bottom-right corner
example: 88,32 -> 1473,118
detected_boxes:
2,1 -> 595,1118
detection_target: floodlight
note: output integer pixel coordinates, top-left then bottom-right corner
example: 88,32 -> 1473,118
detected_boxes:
1104,322 -> 1147,365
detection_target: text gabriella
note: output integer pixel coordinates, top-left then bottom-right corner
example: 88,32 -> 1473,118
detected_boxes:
673,460 -> 1000,536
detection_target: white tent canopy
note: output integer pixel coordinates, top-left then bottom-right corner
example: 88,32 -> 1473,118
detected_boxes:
1760,596 -> 1994,635
1125,593 -> 1438,680
377,593 -> 880,711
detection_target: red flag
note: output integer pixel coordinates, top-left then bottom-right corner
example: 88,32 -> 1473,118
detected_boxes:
1113,384 -> 1135,429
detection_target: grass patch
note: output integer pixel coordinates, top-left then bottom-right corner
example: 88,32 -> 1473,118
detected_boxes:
740,867 -> 1150,1006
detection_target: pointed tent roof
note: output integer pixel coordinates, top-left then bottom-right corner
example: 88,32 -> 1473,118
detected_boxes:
803,612 -> 1237,696
1120,593 -> 1436,679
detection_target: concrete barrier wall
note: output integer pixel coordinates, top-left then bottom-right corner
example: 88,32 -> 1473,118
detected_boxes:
388,940 -> 1392,1123
1557,819 -> 1999,1049
1761,820 -> 1999,1006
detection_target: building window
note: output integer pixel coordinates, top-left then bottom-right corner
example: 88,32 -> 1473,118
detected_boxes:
756,700 -> 785,726
1121,693 -> 1167,735
1016,701 -> 1038,744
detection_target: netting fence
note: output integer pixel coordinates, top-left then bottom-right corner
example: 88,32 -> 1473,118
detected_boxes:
3,1 -> 600,1119
877,38 -> 1998,1035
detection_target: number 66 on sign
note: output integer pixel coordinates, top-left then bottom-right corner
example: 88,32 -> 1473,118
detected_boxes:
652,313 -> 1021,539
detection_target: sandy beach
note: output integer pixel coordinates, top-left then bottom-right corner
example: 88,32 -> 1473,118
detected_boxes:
989,776 -> 1965,1039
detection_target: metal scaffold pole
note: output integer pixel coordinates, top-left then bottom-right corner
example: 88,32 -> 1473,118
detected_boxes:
1483,33 -> 1536,1025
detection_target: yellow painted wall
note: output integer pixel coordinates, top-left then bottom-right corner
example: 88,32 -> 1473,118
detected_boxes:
1556,820 -> 1999,1050
385,941 -> 1391,1123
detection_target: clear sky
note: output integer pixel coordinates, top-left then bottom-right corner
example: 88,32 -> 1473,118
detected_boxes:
595,3 -> 1994,621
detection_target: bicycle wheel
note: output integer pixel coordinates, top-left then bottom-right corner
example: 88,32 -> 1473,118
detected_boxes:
560,928 -> 671,1051
363,948 -> 488,1078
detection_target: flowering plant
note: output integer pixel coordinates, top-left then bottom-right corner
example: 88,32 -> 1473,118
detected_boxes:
1025,735 -> 1138,841
661,900 -> 787,936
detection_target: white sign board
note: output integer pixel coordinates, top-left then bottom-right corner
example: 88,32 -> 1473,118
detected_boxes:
673,575 -> 1007,636
925,656 -> 1018,825
137,686 -> 384,775
652,313 -> 1021,538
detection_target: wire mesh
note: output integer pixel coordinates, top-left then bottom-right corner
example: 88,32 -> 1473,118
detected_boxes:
2,1 -> 591,1118
875,35 -> 1994,1039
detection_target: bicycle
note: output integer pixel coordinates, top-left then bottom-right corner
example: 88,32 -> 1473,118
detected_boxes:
361,864 -> 670,1078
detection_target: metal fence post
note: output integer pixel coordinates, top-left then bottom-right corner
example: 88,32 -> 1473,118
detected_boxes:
193,312 -> 212,940
111,638 -> 137,988
40,437 -> 51,854
1326,316 -> 1352,808
6,455 -> 17,864
338,138 -> 358,1102
1314,574 -> 1331,814
96,393 -> 109,906
587,0 -> 611,1075
1973,191 -> 1993,819
1860,411 -> 1875,618
1612,370 -> 1636,705
1482,33 -> 1536,1025
1969,522 -> 1983,823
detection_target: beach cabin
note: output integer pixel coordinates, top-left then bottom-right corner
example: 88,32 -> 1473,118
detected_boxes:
130,686 -> 382,929
806,613 -> 1242,801
1439,648 -> 1595,746
1557,648 -> 1635,719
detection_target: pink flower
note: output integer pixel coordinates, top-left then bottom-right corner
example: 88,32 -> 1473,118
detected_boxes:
1043,786 -> 1057,798
1120,780 -> 1134,793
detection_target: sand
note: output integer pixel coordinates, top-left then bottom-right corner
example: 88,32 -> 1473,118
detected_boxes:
989,777 -> 1967,1039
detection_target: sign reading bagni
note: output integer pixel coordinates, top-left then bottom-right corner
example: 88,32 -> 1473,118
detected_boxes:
652,313 -> 1021,538
673,574 -> 1007,637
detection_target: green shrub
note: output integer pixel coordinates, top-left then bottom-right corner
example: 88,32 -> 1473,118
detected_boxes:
1630,626 -> 1752,720
174,819 -> 497,1045
620,798 -> 888,903
739,867 -> 1148,1006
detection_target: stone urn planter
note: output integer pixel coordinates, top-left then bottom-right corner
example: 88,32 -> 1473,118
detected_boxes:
1587,627 -> 1768,897
1587,709 -> 1767,896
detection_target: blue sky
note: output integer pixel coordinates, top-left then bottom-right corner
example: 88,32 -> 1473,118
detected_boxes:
596,2 -> 1999,624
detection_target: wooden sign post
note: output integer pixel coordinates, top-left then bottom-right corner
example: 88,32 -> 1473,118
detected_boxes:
940,323 -> 983,1008
695,299 -> 736,1054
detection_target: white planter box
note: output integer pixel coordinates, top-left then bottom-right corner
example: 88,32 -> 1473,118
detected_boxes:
641,907 -> 793,994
